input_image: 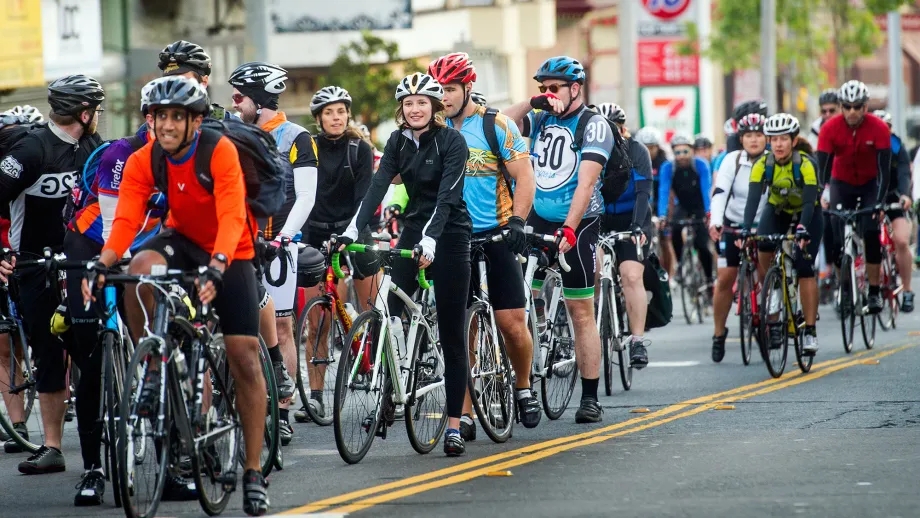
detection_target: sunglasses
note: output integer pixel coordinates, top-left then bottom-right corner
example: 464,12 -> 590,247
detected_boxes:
821,108 -> 838,115
674,149 -> 691,156
538,83 -> 572,94
841,103 -> 865,112
231,93 -> 247,104
159,51 -> 189,63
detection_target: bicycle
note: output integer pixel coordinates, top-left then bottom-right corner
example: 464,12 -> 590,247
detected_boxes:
876,209 -> 901,331
673,218 -> 709,325
596,230 -> 641,395
728,229 -> 762,366
751,233 -> 813,378
520,228 -> 577,420
332,241 -> 446,464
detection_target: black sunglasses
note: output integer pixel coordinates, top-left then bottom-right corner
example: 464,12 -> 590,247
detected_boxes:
539,83 -> 573,94
841,103 -> 865,112
821,108 -> 838,115
159,51 -> 189,63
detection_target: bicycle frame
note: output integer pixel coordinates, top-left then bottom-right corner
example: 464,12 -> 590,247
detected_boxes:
0,286 -> 34,397
470,236 -> 504,381
521,237 -> 575,381
596,231 -> 642,342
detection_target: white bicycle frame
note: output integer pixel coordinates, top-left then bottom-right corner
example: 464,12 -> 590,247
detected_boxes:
470,235 -> 505,382
595,231 -> 642,343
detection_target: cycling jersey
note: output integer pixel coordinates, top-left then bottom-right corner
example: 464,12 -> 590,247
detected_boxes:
105,133 -> 255,263
523,105 -> 613,222
0,122 -> 102,254
260,112 -> 318,240
650,150 -> 667,205
656,157 -> 711,218
710,150 -> 767,227
888,133 -> 911,196
749,151 -> 819,213
448,105 -> 529,233
816,113 -> 891,187
306,133 -> 372,230
606,138 -> 652,223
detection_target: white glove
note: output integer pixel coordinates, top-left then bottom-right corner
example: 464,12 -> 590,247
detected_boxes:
418,236 -> 436,263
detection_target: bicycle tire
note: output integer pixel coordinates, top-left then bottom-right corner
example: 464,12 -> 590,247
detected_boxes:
839,256 -> 856,353
333,310 -> 383,464
693,255 -> 705,324
679,248 -> 695,325
102,332 -> 123,508
876,247 -> 897,331
616,286 -> 632,391
599,279 -> 614,396
0,324 -> 39,453
541,301 -> 577,420
860,296 -> 876,350
118,337 -> 169,518
406,319 -> 448,452
759,267 -> 788,378
240,336 -> 279,477
466,301 -> 513,444
296,296 -> 339,426
737,261 -> 755,366
793,313 -> 813,373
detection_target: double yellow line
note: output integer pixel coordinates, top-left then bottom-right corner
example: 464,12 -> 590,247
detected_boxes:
280,342 -> 916,516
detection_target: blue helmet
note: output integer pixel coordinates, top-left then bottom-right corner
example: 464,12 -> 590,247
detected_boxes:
534,56 -> 585,83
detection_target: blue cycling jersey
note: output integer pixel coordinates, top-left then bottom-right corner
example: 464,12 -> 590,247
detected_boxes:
607,138 -> 653,215
657,157 -> 712,217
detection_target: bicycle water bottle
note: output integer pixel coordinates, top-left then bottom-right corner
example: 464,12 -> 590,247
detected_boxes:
388,316 -> 406,361
534,298 -> 547,335
344,302 -> 358,323
174,348 -> 192,399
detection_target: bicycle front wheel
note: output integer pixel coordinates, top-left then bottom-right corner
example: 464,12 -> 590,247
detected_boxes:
0,325 -> 40,453
466,301 -> 514,443
101,332 -> 123,508
239,336 -> 279,477
759,267 -> 788,378
406,319 -> 448,452
296,296 -> 341,426
839,256 -> 856,353
541,301 -> 577,420
876,248 -> 898,331
679,249 -> 696,325
599,279 -> 614,396
333,311 -> 383,464
737,263 -> 755,366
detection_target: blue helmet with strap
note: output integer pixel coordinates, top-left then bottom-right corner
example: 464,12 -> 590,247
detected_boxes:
534,56 -> 586,83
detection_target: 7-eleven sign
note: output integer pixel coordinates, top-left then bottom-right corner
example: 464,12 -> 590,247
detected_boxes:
638,86 -> 699,143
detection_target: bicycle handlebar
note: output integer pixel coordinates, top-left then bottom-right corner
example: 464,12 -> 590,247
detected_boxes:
599,231 -> 645,262
524,228 -> 571,272
330,241 -> 430,290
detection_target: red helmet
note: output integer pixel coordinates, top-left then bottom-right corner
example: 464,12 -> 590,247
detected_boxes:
427,53 -> 477,84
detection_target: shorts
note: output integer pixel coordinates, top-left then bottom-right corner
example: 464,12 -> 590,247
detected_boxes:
305,222 -> 380,280
15,265 -> 66,394
138,229 -> 260,337
600,212 -> 651,264
717,220 -> 743,268
756,204 -> 824,278
884,191 -> 906,220
469,230 -> 527,311
527,213 -> 600,300
261,241 -> 298,317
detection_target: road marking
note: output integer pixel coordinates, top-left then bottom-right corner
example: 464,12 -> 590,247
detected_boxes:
279,345 -> 909,515
646,361 -> 701,367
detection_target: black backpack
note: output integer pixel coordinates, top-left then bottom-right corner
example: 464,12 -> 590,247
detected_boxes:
151,118 -> 290,218
342,138 -> 360,181
575,106 -> 632,203
482,107 -> 515,198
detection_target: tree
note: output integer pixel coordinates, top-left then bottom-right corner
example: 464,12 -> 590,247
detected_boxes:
318,31 -> 423,141
683,0 -> 912,91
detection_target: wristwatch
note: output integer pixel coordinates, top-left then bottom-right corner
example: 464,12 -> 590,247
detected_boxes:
211,253 -> 229,266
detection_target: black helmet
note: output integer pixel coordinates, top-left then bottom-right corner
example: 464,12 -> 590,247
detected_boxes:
144,76 -> 210,115
693,134 -> 713,149
818,88 -> 839,106
158,40 -> 212,77
732,99 -> 768,121
229,62 -> 289,95
48,75 -> 105,116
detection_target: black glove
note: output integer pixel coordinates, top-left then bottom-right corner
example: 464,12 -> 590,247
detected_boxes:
332,234 -> 354,247
530,93 -> 559,111
501,216 -> 527,255
794,224 -> 810,242
738,228 -> 752,242
198,266 -> 224,294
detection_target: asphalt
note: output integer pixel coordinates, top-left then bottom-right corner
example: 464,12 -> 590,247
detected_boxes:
1,284 -> 918,518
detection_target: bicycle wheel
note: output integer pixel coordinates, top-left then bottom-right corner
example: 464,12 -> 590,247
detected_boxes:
692,256 -> 705,324
466,301 -> 514,443
793,313 -> 813,373
541,300 -> 577,420
238,336 -> 280,477
616,287 -> 632,391
759,267 -> 788,378
599,279 -> 614,396
118,337 -> 169,518
296,296 -> 340,426
406,319 -> 448,452
859,292 -> 876,350
333,310 -> 383,464
876,248 -> 897,331
101,332 -> 123,508
0,321 -> 39,453
737,263 -> 755,366
838,256 -> 856,353
679,249 -> 696,325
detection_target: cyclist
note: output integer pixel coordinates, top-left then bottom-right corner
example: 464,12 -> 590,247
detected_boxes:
158,39 -> 213,86
337,72 -> 473,456
742,114 -> 822,353
807,89 -> 840,150
428,52 -> 542,439
726,99 -> 768,153
872,109 -> 914,312
503,56 -> 615,422
596,102 -> 654,365
84,76 -> 270,515
657,134 -> 714,291
229,61 -> 318,445
817,80 -> 892,315
635,126 -> 675,274
0,75 -> 104,473
293,85 -> 378,422
708,113 -> 768,362
711,118 -> 737,176
694,134 -> 715,170
813,90 -> 842,288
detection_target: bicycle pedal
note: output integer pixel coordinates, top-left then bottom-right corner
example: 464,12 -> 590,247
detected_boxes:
216,471 -> 237,492
556,337 -> 574,347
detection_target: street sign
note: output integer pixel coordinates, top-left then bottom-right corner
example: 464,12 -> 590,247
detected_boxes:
638,0 -> 694,38
637,40 -> 699,86
639,86 -> 700,143
641,0 -> 692,21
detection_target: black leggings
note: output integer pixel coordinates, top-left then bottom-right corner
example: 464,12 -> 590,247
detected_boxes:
389,228 -> 471,420
671,209 -> 713,281
827,179 -> 881,266
756,205 -> 824,278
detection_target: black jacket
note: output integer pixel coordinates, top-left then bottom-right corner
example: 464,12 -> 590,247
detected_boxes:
307,134 -> 373,227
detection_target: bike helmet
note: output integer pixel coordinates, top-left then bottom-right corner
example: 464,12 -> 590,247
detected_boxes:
158,40 -> 212,76
597,103 -> 626,125
470,91 -> 488,106
764,113 -> 800,137
310,86 -> 353,116
144,76 -> 210,115
693,134 -> 713,149
2,105 -> 43,124
635,126 -> 662,146
395,73 -> 443,101
534,56 -> 586,83
732,99 -> 768,121
48,75 -> 105,116
723,118 -> 738,136
873,109 -> 892,127
427,53 -> 477,84
818,88 -> 839,106
737,113 -> 767,134
838,80 -> 869,105
670,134 -> 693,148
229,62 -> 288,95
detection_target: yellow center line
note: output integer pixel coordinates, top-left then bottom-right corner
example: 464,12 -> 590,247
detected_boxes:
278,346 -> 892,515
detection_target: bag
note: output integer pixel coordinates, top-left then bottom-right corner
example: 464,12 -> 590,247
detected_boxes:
574,106 -> 632,203
642,253 -> 673,330
482,107 -> 515,198
71,136 -> 145,212
151,118 -> 290,218
763,150 -> 803,188
342,138 -> 360,181
296,245 -> 326,288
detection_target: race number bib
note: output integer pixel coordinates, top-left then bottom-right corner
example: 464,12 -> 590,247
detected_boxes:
531,125 -> 578,191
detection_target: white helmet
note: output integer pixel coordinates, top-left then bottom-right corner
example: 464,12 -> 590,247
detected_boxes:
838,80 -> 869,105
635,126 -> 661,146
669,133 -> 693,148
597,103 -> 625,124
310,86 -> 352,116
140,77 -> 170,115
470,91 -> 488,106
764,113 -> 800,136
872,109 -> 892,127
228,62 -> 288,95
2,105 -> 44,124
395,73 -> 443,101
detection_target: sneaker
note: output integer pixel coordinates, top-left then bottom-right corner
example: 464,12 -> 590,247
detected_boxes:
308,397 -> 325,419
768,323 -> 784,349
64,401 -> 75,422
137,370 -> 161,417
459,414 -> 476,441
515,390 -> 542,429
802,331 -> 818,355
2,422 -> 26,453
711,329 -> 728,363
242,469 -> 270,516
73,470 -> 105,506
443,429 -> 465,457
272,361 -> 295,401
279,420 -> 293,446
293,405 -> 311,423
161,474 -> 198,501
902,292 -> 914,313
18,445 -> 65,474
574,397 -> 603,424
866,292 -> 883,315
629,339 -> 649,369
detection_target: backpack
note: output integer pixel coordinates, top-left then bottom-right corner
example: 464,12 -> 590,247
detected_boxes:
342,138 -> 360,181
71,136 -> 145,212
481,107 -> 515,198
642,252 -> 673,329
151,118 -> 290,218
763,151 -> 803,188
574,106 -> 632,203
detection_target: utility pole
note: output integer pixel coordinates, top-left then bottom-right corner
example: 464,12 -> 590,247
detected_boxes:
618,0 -> 638,130
246,0 -> 269,62
888,11 -> 906,138
760,0 -> 777,113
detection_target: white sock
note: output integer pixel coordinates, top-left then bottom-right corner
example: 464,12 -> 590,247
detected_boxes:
515,388 -> 531,401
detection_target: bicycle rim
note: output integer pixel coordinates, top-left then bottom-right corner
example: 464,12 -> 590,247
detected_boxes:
738,268 -> 754,366
0,328 -> 40,453
876,250 -> 896,331
616,288 -> 632,391
466,301 -> 513,444
541,301 -> 577,420
839,257 -> 855,353
239,336 -> 279,476
794,319 -> 813,373
333,311 -> 382,464
102,333 -> 123,508
599,279 -> 613,396
760,268 -> 788,378
407,321 -> 449,452
296,296 -> 338,426
679,257 -> 695,325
